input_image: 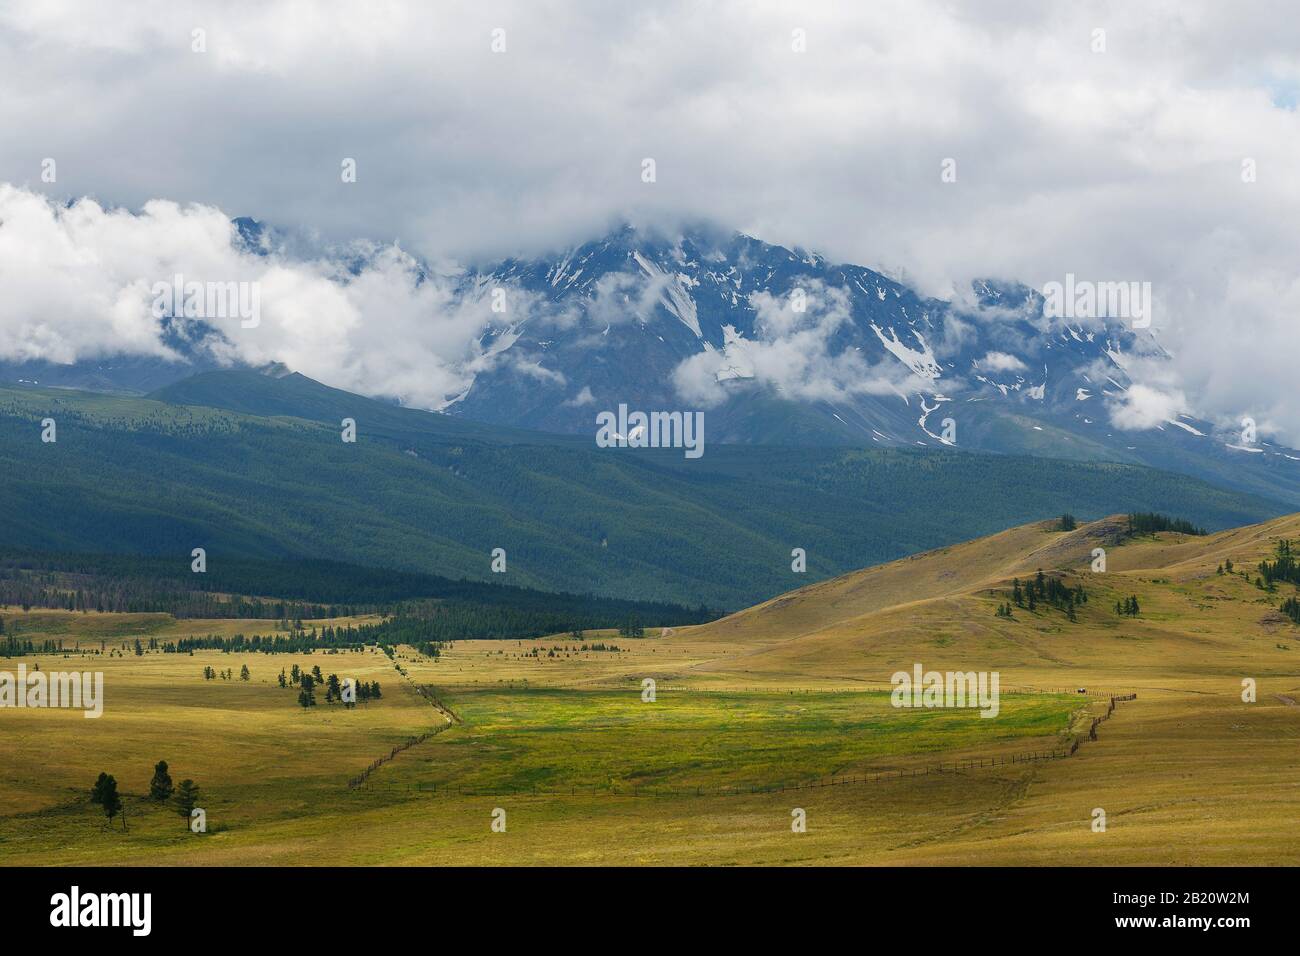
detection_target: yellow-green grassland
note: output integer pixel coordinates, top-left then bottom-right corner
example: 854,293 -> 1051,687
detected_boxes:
1,514 -> 1297,865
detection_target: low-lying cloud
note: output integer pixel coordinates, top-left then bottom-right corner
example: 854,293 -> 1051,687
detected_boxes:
673,282 -> 928,408
0,185 -> 534,409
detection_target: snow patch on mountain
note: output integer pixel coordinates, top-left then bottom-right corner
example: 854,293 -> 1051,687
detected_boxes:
1167,418 -> 1204,437
631,250 -> 702,338
871,324 -> 943,379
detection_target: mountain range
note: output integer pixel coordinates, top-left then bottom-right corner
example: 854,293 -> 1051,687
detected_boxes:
6,221 -> 1297,509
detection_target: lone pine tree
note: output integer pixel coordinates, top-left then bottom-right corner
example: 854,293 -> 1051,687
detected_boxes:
175,779 -> 201,831
97,774 -> 123,830
149,760 -> 174,801
90,771 -> 112,806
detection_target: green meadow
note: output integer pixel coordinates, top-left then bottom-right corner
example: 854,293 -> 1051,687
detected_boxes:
382,688 -> 1079,795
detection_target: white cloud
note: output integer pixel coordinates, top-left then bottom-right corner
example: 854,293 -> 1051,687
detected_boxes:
978,351 -> 1027,373
508,355 -> 566,386
1108,383 -> 1189,431
672,281 -> 928,407
563,385 -> 596,407
0,185 -> 533,409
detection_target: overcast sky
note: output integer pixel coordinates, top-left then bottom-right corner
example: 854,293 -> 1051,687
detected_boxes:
1,0 -> 1298,440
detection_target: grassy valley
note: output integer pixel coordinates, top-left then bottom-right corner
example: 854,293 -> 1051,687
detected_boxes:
2,512 -> 1296,865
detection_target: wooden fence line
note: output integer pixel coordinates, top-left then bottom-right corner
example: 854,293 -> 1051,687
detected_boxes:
482,683 -> 1139,698
348,725 -> 451,789
347,669 -> 461,790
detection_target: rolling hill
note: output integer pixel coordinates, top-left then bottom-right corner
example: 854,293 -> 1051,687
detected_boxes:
600,511 -> 1299,865
678,510 -> 1300,687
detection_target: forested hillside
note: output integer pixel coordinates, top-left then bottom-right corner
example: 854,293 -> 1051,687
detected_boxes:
0,549 -> 710,618
0,551 -> 713,651
0,376 -> 1285,608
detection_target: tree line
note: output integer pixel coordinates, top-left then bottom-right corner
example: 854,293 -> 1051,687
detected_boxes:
1258,539 -> 1300,589
1282,596 -> 1300,625
0,550 -> 719,636
1007,570 -> 1089,621
167,601 -> 668,651
277,664 -> 381,709
1126,512 -> 1206,537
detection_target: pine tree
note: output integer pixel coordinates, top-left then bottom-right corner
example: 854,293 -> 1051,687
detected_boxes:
175,779 -> 200,830
99,775 -> 123,830
90,771 -> 112,806
239,664 -> 250,681
149,760 -> 174,801
1282,596 -> 1300,625
298,674 -> 316,708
